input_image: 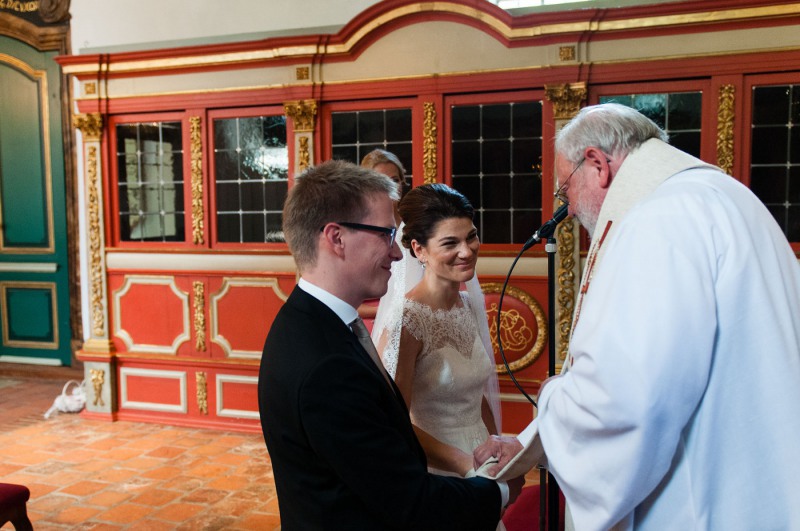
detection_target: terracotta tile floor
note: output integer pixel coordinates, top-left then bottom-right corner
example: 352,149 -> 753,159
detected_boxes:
0,373 -> 280,530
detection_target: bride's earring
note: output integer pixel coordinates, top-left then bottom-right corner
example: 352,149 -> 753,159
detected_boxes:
419,258 -> 426,269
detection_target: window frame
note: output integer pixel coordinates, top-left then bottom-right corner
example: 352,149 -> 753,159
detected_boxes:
743,72 -> 800,251
207,105 -> 294,251
106,111 -> 195,250
444,89 -> 548,253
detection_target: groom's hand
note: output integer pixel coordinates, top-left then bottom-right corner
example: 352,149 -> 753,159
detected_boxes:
473,435 -> 523,477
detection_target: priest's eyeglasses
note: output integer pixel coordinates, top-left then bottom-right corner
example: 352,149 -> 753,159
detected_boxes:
554,158 -> 584,205
332,222 -> 397,247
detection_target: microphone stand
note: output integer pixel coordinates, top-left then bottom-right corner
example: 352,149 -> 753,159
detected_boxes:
544,235 -> 560,531
499,203 -> 568,531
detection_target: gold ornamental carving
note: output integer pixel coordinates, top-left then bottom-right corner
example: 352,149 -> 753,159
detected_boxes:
545,83 -> 587,120
556,216 -> 577,364
73,112 -> 103,141
559,46 -> 576,62
482,283 -> 547,374
295,66 -> 310,80
716,84 -> 735,176
284,100 -> 318,132
86,145 -> 105,337
298,136 -> 311,173
193,281 -> 206,352
423,102 -> 438,184
196,371 -> 208,415
90,368 -> 105,407
190,116 -> 204,245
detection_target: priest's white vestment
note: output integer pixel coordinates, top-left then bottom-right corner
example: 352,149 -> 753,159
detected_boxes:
536,140 -> 800,530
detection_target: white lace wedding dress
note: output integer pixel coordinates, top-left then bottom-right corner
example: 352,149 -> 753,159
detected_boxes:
399,292 -> 494,476
400,293 -> 507,530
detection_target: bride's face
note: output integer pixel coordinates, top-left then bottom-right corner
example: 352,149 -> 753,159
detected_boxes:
414,216 -> 479,285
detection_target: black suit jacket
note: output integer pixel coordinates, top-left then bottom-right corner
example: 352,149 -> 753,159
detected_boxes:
259,287 -> 501,530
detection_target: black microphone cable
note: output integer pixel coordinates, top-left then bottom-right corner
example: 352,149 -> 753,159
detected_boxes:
495,203 -> 570,408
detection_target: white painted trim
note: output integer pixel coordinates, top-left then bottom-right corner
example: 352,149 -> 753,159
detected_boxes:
120,367 -> 187,413
0,262 -> 58,273
0,355 -> 62,366
215,374 -> 259,419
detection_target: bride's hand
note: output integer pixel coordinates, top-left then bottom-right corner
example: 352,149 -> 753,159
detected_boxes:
473,435 -> 523,476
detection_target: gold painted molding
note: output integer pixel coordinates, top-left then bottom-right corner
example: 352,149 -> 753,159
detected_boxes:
73,112 -> 103,141
60,3 -> 800,76
284,100 -> 318,132
545,82 -> 587,120
716,84 -> 735,176
482,282 -> 547,374
423,102 -> 437,184
0,281 -> 59,349
189,116 -> 204,245
193,280 -> 206,352
196,371 -> 208,415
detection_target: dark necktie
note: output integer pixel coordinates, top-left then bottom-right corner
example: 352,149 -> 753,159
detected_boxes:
350,317 -> 394,392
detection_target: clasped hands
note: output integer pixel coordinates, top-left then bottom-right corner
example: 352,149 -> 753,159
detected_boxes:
473,435 -> 526,507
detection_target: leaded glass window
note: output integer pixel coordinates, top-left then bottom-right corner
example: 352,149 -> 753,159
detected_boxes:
750,84 -> 800,241
599,92 -> 702,157
213,115 -> 288,243
331,108 -> 413,182
450,101 -> 543,244
116,121 -> 184,242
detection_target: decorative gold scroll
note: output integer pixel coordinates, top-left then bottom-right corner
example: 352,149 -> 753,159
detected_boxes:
190,116 -> 204,245
545,83 -> 587,120
86,145 -> 105,337
298,136 -> 311,173
90,368 -> 105,407
73,112 -> 103,141
196,371 -> 208,415
284,100 -> 318,132
193,281 -> 206,352
423,102 -> 437,184
556,216 -> 577,364
716,84 -> 735,176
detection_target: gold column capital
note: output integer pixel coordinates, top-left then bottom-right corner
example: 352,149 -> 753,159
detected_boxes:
284,100 -> 318,132
73,112 -> 103,141
545,83 -> 587,120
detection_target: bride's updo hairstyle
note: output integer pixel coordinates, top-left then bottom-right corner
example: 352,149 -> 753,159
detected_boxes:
398,183 -> 474,258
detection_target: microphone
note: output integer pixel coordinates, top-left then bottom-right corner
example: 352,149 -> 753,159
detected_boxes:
522,203 -> 570,251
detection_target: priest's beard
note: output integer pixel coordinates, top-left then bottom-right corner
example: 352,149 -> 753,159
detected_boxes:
574,199 -> 602,240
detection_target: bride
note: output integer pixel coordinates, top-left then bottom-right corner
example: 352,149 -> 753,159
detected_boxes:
371,183 -> 502,479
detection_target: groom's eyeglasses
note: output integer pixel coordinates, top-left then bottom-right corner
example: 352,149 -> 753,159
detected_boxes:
323,222 -> 397,247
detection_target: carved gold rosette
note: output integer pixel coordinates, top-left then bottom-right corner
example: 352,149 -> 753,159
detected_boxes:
423,102 -> 437,184
190,116 -> 204,245
545,83 -> 587,120
716,84 -> 735,176
284,100 -> 318,132
482,283 -> 547,373
196,371 -> 208,415
193,281 -> 206,352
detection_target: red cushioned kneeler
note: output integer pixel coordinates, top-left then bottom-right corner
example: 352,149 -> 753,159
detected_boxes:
0,483 -> 32,531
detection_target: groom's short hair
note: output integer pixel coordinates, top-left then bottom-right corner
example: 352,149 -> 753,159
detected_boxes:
282,159 -> 399,271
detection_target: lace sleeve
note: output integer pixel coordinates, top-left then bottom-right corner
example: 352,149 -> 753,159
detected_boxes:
401,301 -> 427,343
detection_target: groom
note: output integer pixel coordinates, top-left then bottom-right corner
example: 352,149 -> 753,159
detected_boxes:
259,160 -> 517,530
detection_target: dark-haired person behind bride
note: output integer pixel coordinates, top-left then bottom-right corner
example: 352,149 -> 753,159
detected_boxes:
372,184 -> 516,503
